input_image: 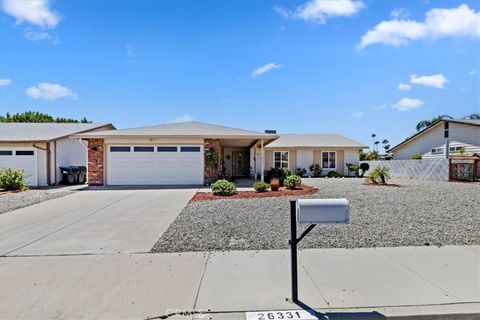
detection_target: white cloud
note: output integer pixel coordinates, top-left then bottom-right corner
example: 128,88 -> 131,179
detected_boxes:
2,0 -> 61,28
25,82 -> 77,101
392,98 -> 424,111
372,104 -> 387,110
352,111 -> 364,118
251,63 -> 282,79
398,83 -> 412,91
24,28 -> 58,44
0,78 -> 12,86
390,8 -> 410,20
172,114 -> 193,123
358,4 -> 480,49
275,0 -> 364,24
410,73 -> 448,89
469,69 -> 478,75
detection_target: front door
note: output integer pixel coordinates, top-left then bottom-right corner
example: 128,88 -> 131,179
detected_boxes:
232,151 -> 249,177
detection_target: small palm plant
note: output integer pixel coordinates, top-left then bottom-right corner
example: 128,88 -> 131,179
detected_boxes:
364,166 -> 391,184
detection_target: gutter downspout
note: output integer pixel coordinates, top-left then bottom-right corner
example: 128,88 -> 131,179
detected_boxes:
260,139 -> 264,182
79,139 -> 89,183
33,142 -> 51,185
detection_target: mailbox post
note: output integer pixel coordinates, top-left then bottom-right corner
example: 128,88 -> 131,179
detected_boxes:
289,199 -> 349,303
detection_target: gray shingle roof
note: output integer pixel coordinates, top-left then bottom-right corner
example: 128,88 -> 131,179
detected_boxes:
448,119 -> 480,126
75,121 -> 277,138
0,123 -> 114,142
265,134 -> 368,149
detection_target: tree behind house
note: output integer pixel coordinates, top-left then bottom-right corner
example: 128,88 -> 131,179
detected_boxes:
0,111 -> 91,123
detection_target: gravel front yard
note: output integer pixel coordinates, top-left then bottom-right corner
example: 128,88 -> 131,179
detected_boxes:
152,178 -> 480,253
0,187 -> 77,214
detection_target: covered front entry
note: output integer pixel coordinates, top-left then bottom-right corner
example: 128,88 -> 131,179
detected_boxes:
106,144 -> 203,185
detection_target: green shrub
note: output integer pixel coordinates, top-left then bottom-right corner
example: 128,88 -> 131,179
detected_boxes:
211,179 -> 237,196
284,175 -> 302,189
267,167 -> 292,185
327,171 -> 340,178
294,167 -> 307,177
411,153 -> 422,160
309,163 -> 322,177
346,163 -> 360,177
0,168 -> 28,191
253,181 -> 270,192
364,166 -> 391,184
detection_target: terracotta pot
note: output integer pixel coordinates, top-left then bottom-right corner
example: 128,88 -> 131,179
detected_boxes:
270,184 -> 280,191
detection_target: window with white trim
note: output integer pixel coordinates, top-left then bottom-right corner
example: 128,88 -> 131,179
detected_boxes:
321,151 -> 336,169
431,148 -> 443,154
449,146 -> 464,152
273,151 -> 289,169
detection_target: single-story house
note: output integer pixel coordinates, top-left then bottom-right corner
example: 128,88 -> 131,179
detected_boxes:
0,123 -> 114,186
74,121 -> 367,186
263,134 -> 368,176
389,119 -> 480,160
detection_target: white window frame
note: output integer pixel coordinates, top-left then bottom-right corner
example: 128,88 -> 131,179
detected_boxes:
273,151 -> 289,169
449,146 -> 464,152
431,148 -> 443,154
321,151 -> 337,170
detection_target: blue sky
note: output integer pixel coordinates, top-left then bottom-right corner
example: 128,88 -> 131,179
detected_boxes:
0,0 -> 479,148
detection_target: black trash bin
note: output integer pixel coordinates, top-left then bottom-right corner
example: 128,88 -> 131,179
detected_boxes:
71,166 -> 87,184
60,167 -> 76,185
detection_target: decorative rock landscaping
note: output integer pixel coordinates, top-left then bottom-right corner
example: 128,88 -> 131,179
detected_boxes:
152,178 -> 480,253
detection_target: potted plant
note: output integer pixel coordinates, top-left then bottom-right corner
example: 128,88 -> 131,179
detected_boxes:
270,178 -> 280,191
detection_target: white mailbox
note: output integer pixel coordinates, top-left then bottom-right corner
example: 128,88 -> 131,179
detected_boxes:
296,198 -> 349,224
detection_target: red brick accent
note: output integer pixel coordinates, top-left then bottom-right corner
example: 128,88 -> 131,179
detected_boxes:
87,139 -> 104,186
204,138 -> 223,184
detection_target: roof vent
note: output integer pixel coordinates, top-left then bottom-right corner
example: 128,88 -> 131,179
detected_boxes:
265,129 -> 277,134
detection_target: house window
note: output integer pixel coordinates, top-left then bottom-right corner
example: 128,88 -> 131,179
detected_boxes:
274,151 -> 289,168
0,150 -> 13,156
449,146 -> 464,152
321,151 -> 336,169
15,150 -> 34,156
110,146 -> 131,152
158,146 -> 178,152
431,148 -> 443,154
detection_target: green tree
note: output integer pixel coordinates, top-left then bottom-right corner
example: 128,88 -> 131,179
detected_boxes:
416,114 -> 452,131
463,113 -> 480,120
0,111 -> 91,123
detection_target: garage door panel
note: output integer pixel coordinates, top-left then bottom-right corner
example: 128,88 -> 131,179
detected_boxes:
0,149 -> 37,186
107,145 -> 203,185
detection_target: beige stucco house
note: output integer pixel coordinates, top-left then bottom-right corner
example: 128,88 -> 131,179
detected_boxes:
389,119 -> 480,160
262,134 -> 368,176
0,123 -> 114,186
74,121 -> 367,186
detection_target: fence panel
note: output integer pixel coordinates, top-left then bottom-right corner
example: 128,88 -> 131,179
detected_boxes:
360,159 -> 449,182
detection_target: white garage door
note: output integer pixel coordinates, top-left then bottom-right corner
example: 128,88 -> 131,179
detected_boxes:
0,148 -> 37,186
107,145 -> 203,185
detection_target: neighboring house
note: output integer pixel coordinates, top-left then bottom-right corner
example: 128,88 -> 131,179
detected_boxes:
263,134 -> 368,176
74,121 -> 366,186
389,119 -> 480,160
0,123 -> 115,186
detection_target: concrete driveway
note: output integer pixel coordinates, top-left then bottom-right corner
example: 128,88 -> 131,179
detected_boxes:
0,188 -> 197,256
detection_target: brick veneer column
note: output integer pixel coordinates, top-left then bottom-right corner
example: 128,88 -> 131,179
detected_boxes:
204,138 -> 223,184
87,139 -> 104,186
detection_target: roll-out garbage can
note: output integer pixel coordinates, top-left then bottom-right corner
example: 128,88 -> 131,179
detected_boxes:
60,167 -> 76,185
59,166 -> 87,184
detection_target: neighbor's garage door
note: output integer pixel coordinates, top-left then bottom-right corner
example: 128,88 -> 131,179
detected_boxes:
106,145 -> 203,185
0,148 -> 37,186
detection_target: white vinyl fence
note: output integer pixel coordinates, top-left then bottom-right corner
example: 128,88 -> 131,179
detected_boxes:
360,159 -> 449,182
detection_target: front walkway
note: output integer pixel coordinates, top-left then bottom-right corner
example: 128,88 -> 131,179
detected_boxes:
1,246 -> 478,319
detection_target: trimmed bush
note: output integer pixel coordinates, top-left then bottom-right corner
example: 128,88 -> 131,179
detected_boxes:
309,163 -> 322,177
284,175 -> 302,189
411,153 -> 422,160
359,162 -> 370,177
253,181 -> 270,192
211,179 -> 237,196
294,167 -> 307,177
327,171 -> 340,178
0,168 -> 28,191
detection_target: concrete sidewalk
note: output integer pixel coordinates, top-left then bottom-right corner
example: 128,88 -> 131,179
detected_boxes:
1,246 -> 479,319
